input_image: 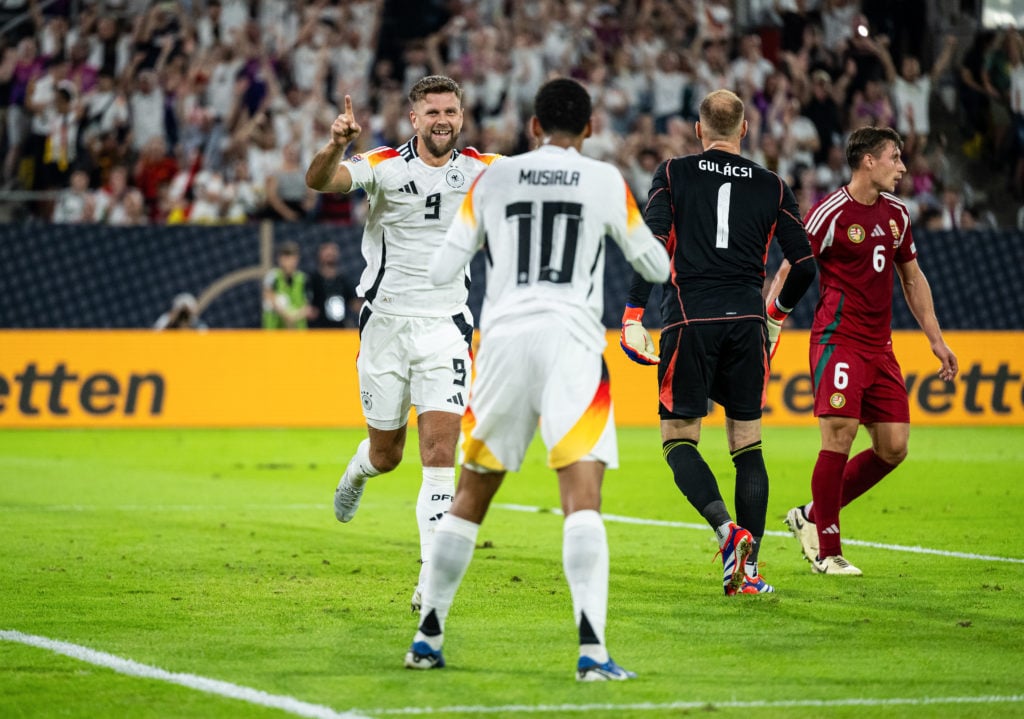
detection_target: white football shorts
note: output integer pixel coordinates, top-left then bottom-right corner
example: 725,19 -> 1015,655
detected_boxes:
461,323 -> 618,473
357,308 -> 473,430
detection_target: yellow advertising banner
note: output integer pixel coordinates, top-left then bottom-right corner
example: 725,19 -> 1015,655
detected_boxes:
1,330 -> 1022,428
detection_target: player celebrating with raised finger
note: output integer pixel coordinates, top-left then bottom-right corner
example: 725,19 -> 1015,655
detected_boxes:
306,76 -> 500,610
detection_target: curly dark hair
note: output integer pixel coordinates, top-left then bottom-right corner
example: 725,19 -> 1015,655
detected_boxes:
534,78 -> 592,136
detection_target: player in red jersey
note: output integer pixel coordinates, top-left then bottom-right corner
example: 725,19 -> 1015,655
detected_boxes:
769,126 -> 958,575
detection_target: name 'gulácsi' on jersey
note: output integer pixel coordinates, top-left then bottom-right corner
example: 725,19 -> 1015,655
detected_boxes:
343,137 -> 499,317
443,144 -> 660,351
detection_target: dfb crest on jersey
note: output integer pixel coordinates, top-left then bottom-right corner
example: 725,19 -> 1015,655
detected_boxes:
445,167 -> 466,188
847,224 -> 865,244
889,219 -> 900,241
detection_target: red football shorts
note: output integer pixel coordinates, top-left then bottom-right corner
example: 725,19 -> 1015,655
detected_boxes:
809,343 -> 910,423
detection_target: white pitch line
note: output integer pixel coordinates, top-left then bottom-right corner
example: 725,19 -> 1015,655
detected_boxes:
0,630 -> 366,719
7,501 -> 1023,564
365,695 -> 1024,715
494,503 -> 1024,564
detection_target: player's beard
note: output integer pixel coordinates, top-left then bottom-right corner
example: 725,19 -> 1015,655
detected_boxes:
420,126 -> 459,158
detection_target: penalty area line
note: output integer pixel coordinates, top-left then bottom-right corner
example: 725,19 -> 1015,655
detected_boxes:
0,630 -> 366,719
493,503 -> 1024,564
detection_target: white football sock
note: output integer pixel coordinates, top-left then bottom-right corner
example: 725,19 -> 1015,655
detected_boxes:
714,520 -> 734,547
343,438 -> 380,489
416,467 -> 455,572
563,509 -> 609,663
419,513 -> 478,631
744,561 -> 758,577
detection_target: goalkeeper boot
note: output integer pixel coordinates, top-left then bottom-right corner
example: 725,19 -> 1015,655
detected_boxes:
716,523 -> 753,596
576,656 -> 637,682
404,641 -> 445,670
738,573 -> 775,594
812,554 -> 863,576
333,474 -> 365,523
784,505 -> 819,564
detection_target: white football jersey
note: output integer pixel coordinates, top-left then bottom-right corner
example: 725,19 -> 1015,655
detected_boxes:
444,144 -> 660,351
344,137 -> 499,317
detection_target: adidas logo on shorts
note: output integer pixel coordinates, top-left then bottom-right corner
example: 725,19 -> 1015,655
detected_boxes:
446,392 -> 464,407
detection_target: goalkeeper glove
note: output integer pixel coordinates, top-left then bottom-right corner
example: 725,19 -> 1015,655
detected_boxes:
766,299 -> 790,360
620,304 -> 659,365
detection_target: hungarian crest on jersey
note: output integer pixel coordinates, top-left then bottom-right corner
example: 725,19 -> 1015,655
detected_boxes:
889,219 -> 900,241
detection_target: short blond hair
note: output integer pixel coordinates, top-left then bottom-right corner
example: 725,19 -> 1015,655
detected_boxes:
698,89 -> 745,141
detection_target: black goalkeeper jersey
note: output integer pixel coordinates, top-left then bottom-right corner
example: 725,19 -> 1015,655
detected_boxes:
628,148 -> 813,328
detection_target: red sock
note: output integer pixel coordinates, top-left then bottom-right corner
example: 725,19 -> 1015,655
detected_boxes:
842,449 -> 897,507
811,449 -> 848,558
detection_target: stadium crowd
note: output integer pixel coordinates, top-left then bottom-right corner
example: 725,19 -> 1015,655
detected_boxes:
0,0 -> 1019,228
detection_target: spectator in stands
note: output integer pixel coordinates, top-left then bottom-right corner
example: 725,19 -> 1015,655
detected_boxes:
262,240 -> 311,329
263,140 -> 317,221
581,107 -> 619,162
52,168 -> 95,223
38,82 -> 82,197
127,68 -> 166,154
78,70 -> 130,149
877,34 -> 958,158
731,33 -> 774,96
936,181 -> 967,231
958,31 -> 996,159
848,76 -> 895,130
24,52 -> 71,190
108,187 -> 148,226
650,50 -> 691,133
222,156 -> 263,223
308,241 -> 360,329
154,292 -> 207,330
982,29 -> 1015,167
133,135 -> 178,221
1009,30 -> 1024,198
67,37 -> 98,95
88,15 -> 131,78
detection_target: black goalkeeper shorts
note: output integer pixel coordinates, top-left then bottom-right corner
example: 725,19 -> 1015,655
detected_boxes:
657,320 -> 768,422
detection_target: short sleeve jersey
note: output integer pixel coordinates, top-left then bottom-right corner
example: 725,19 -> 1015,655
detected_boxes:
803,187 -> 917,349
444,144 -> 660,352
641,149 -> 813,327
344,137 -> 499,317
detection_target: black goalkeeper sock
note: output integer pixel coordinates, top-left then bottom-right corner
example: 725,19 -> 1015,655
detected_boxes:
663,439 -> 730,528
731,440 -> 768,563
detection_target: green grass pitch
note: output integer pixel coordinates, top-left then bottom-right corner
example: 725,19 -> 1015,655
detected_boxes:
1,426 -> 1022,718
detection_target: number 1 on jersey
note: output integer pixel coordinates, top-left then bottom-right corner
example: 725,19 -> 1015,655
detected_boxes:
716,183 -> 731,249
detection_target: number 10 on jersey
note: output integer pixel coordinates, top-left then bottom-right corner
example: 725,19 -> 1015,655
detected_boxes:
505,201 -> 583,285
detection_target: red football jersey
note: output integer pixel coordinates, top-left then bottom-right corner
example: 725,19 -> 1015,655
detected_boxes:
803,187 -> 916,349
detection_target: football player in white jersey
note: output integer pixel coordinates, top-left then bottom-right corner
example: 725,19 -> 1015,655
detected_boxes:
305,76 -> 499,611
404,78 -> 670,680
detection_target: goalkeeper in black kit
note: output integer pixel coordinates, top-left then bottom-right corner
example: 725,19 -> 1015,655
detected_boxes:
620,89 -> 817,595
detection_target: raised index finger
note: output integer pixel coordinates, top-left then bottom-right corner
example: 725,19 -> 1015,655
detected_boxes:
343,94 -> 354,118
